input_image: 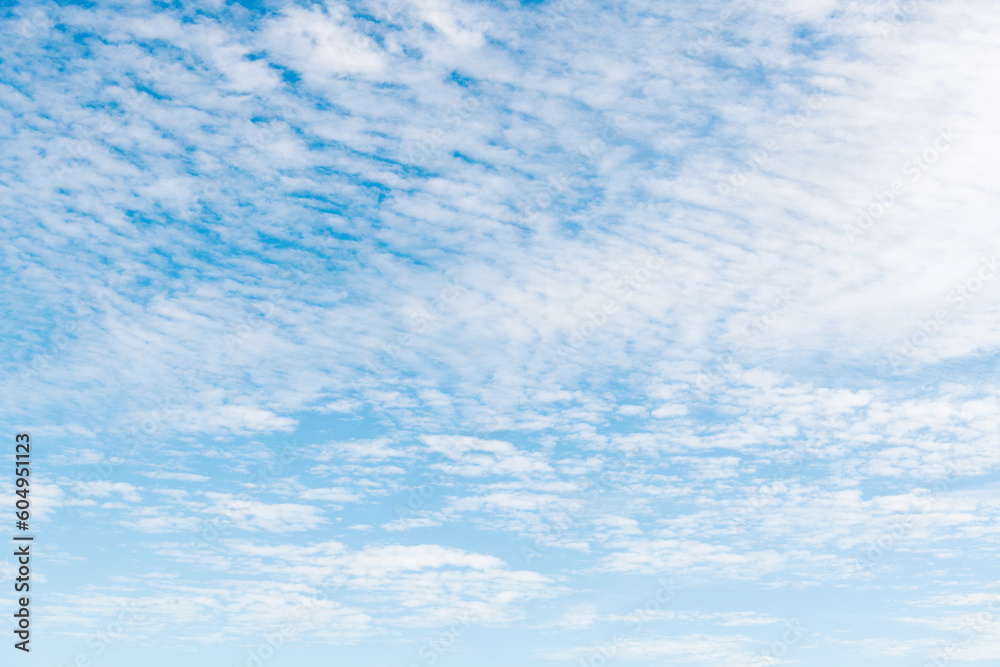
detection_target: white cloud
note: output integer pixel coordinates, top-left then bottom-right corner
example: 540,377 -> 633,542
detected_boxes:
263,5 -> 386,79
141,471 -> 210,482
299,487 -> 360,503
420,435 -> 552,477
545,633 -> 759,663
554,603 -> 598,629
204,493 -> 326,533
73,481 -> 142,503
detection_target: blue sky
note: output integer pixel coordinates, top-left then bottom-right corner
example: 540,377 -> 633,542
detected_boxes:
2,0 -> 1000,665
